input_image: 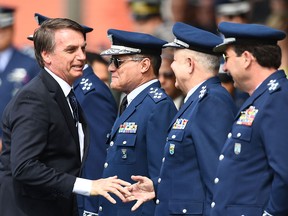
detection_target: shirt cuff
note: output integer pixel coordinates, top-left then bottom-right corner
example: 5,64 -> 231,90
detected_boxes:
73,177 -> 92,196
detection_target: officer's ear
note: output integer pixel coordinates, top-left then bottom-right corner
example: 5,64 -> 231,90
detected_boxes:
140,57 -> 150,74
186,57 -> 194,74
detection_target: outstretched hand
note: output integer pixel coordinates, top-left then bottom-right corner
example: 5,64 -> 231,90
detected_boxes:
124,175 -> 156,211
90,176 -> 131,204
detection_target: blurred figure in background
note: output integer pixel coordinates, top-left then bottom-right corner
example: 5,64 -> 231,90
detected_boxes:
127,0 -> 174,42
86,51 -> 111,86
159,48 -> 184,110
266,0 -> 288,75
214,0 -> 251,24
0,6 -> 40,152
171,0 -> 217,33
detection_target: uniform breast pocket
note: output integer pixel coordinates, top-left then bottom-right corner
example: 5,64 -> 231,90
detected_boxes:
165,130 -> 186,162
113,134 -> 137,164
227,126 -> 253,161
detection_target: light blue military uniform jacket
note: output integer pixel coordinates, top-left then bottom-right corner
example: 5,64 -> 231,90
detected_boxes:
153,77 -> 236,216
210,70 -> 288,216
98,81 -> 177,216
0,47 -> 39,136
74,66 -> 117,216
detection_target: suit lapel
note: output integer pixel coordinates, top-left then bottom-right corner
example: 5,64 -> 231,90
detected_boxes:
40,71 -> 80,144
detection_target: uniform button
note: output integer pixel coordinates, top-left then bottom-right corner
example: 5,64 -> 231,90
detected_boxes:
110,141 -> 114,146
122,140 -> 127,145
228,133 -> 232,138
158,178 -> 161,183
99,206 -> 103,211
214,178 -> 219,184
237,133 -> 241,137
172,135 -> 176,139
182,209 -> 187,213
211,202 -> 215,208
150,87 -> 154,90
162,157 -> 165,163
219,154 -> 224,160
156,199 -> 160,204
104,162 -> 108,168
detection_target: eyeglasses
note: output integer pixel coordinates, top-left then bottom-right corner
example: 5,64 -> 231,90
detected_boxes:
158,71 -> 175,79
222,53 -> 230,62
109,57 -> 144,68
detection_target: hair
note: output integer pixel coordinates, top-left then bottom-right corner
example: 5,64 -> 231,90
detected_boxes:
233,43 -> 282,69
33,18 -> 85,68
190,49 -> 221,74
136,54 -> 162,76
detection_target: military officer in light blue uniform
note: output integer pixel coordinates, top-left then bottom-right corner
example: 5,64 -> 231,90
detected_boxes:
210,22 -> 288,216
98,29 -> 177,216
0,7 -> 40,147
123,22 -> 236,216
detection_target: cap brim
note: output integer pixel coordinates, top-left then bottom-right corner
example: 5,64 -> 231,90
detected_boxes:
213,37 -> 236,52
100,45 -> 141,56
163,41 -> 184,48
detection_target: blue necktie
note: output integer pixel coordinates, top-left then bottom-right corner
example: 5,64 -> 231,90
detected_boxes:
119,95 -> 128,116
68,90 -> 79,125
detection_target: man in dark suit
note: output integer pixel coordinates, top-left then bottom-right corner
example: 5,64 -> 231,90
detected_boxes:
31,13 -> 119,216
123,22 -> 236,216
98,29 -> 177,216
0,17 -> 130,216
0,6 -> 40,151
210,22 -> 288,216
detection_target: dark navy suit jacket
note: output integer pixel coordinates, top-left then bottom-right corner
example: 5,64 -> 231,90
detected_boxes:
0,70 -> 88,216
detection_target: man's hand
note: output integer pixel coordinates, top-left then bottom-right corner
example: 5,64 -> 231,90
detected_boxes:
125,175 -> 156,211
90,176 -> 131,204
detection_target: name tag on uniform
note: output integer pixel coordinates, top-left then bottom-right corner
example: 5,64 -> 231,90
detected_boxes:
236,106 -> 258,126
172,118 -> 188,129
119,122 -> 137,133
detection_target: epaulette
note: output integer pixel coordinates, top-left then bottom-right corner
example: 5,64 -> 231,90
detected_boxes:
79,78 -> 95,94
148,87 -> 167,103
198,85 -> 208,101
267,79 -> 280,94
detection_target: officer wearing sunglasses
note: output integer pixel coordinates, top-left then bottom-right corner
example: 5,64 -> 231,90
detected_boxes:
99,29 -> 177,216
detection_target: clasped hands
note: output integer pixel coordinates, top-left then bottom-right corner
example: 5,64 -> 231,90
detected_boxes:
93,175 -> 154,211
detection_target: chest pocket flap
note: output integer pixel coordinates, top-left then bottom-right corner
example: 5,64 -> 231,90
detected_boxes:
115,133 -> 137,147
232,126 -> 252,142
167,130 -> 185,142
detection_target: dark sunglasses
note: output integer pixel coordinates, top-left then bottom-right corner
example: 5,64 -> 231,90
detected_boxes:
158,71 -> 175,79
109,57 -> 144,68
